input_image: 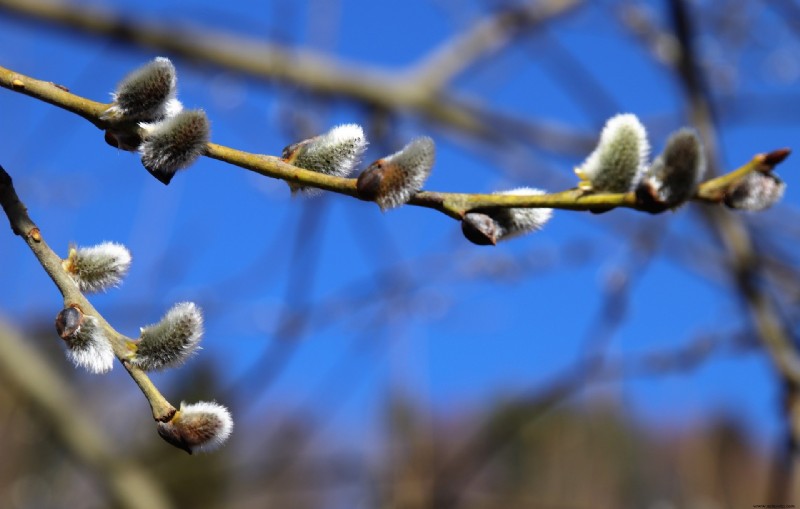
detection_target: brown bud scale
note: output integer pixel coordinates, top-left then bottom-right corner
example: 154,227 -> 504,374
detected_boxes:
55,306 -> 84,339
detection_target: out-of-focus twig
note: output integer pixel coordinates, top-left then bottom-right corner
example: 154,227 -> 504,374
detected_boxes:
0,319 -> 173,509
432,326 -> 743,507
411,0 -> 581,91
663,0 -> 800,499
0,0 -> 590,152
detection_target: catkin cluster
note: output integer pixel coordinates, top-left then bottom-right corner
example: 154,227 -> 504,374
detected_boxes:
104,57 -> 210,184
57,240 -> 232,454
102,60 -> 785,248
576,114 -> 785,213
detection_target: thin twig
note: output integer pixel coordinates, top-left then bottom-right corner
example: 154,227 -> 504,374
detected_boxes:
665,0 -> 800,498
411,0 -> 582,91
0,164 -> 176,422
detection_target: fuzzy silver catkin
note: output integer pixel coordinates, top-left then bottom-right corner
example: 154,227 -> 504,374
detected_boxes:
131,302 -> 203,371
575,113 -> 650,193
104,57 -> 182,122
490,188 -> 553,240
282,124 -> 367,195
356,136 -> 435,210
640,128 -> 705,207
724,171 -> 786,211
62,242 -> 132,293
139,109 -> 210,184
461,188 -> 553,245
157,401 -> 233,454
56,311 -> 115,374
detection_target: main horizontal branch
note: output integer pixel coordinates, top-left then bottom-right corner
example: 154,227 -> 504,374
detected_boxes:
0,64 -> 789,220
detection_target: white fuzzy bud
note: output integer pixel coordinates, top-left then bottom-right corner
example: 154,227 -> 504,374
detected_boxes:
103,57 -> 182,122
62,242 -> 132,293
55,307 -> 114,374
638,128 -> 706,208
724,171 -> 786,211
281,124 -> 367,195
575,113 -> 650,193
131,302 -> 203,371
356,136 -> 435,210
157,401 -> 233,454
461,188 -> 553,245
139,109 -> 210,184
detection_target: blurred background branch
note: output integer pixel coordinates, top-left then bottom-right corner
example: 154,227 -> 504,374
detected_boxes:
0,0 -> 594,153
0,318 -> 173,509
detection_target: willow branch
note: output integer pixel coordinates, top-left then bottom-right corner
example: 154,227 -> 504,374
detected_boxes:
0,64 -> 788,220
0,165 -> 175,422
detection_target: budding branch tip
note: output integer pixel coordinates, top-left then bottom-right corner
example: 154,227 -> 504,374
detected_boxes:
762,148 -> 791,168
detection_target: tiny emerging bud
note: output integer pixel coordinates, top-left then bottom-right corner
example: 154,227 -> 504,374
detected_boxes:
637,128 -> 706,209
103,57 -> 182,122
130,302 -> 203,371
281,124 -> 367,195
575,113 -> 650,193
55,306 -> 115,374
62,242 -> 132,293
157,401 -> 233,454
461,188 -> 553,245
724,171 -> 786,211
356,136 -> 435,210
139,109 -> 210,185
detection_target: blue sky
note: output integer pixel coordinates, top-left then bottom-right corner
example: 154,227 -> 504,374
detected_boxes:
0,0 -> 797,451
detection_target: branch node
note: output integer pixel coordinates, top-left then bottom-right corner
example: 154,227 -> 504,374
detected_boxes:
157,406 -> 177,423
443,200 -> 466,218
28,227 -> 41,242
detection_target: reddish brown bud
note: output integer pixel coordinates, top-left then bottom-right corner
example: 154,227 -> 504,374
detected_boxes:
762,148 -> 791,168
461,213 -> 499,246
55,305 -> 84,339
355,160 -> 385,202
